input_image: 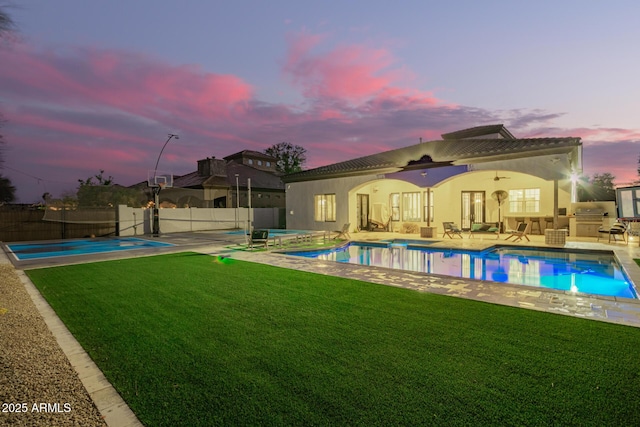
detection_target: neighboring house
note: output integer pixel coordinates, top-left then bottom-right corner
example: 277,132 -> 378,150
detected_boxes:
137,150 -> 285,209
282,125 -> 582,234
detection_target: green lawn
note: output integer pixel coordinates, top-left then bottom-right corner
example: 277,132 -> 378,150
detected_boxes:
28,252 -> 640,426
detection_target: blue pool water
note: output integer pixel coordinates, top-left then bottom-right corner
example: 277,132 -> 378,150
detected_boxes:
287,242 -> 637,299
7,237 -> 174,260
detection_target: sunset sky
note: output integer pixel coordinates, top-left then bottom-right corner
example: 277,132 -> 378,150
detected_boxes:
2,1 -> 639,202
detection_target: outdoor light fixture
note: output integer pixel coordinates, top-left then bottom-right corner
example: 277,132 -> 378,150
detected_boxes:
154,133 -> 179,174
569,171 -> 579,203
570,172 -> 579,183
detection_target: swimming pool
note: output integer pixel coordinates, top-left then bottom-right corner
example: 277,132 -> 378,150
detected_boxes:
6,237 -> 174,260
287,242 -> 637,299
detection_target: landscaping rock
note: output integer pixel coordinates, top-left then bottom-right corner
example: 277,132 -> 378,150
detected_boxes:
0,264 -> 107,426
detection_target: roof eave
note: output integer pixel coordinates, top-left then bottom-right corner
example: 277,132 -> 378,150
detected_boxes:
282,166 -> 401,183
450,145 -> 580,165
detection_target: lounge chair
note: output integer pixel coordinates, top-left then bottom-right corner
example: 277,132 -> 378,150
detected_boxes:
334,223 -> 351,240
598,222 -> 627,244
249,229 -> 270,249
504,222 -> 530,242
442,222 -> 463,239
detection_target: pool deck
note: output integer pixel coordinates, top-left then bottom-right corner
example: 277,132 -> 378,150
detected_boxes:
3,230 -> 640,426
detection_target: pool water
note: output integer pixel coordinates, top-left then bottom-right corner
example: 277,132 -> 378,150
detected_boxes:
7,237 -> 174,260
288,242 -> 637,299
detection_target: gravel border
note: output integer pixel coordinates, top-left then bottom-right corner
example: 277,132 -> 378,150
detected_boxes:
0,263 -> 108,426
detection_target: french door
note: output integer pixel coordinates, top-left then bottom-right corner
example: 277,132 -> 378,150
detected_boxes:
356,194 -> 370,230
461,191 -> 485,229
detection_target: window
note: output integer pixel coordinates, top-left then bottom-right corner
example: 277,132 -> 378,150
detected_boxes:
247,159 -> 253,165
257,160 -> 263,166
508,188 -> 540,213
423,190 -> 434,222
266,161 -> 271,167
390,193 -> 400,221
402,192 -> 421,221
314,194 -> 336,222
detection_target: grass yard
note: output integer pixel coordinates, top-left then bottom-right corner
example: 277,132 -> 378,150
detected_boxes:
28,252 -> 640,426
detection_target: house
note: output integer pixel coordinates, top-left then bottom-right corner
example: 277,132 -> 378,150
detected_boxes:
282,125 -> 582,235
143,150 -> 286,209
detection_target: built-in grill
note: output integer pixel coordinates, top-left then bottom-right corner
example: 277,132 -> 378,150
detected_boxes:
574,208 -> 604,237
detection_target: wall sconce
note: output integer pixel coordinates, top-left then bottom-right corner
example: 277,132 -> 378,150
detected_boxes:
373,186 -> 379,193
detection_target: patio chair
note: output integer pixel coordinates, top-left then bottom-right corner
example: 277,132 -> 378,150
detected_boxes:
504,222 -> 530,242
597,222 -> 627,244
334,223 -> 351,240
249,229 -> 270,249
442,222 -> 463,239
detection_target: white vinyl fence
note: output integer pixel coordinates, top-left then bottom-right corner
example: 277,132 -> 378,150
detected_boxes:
118,206 -> 283,236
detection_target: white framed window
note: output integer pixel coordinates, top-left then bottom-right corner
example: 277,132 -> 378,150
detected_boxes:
423,190 -> 434,222
390,193 -> 400,221
402,192 -> 421,221
314,194 -> 336,222
508,188 -> 540,213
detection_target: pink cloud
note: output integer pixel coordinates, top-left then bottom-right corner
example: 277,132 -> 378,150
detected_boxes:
2,36 -> 639,204
12,112 -> 151,145
283,30 -> 440,107
0,44 -> 254,124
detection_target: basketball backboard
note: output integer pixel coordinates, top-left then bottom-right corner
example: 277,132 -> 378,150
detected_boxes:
147,170 -> 174,188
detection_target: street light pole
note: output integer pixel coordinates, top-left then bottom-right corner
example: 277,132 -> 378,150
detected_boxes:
152,133 -> 179,237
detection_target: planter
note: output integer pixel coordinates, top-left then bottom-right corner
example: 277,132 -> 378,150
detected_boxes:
420,226 -> 437,238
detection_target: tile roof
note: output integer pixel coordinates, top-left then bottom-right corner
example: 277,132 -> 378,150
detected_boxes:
283,136 -> 581,183
441,124 -> 516,140
173,163 -> 284,190
223,150 -> 278,162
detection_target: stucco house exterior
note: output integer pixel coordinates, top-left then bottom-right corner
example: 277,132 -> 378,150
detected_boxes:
282,125 -> 582,236
146,150 -> 286,209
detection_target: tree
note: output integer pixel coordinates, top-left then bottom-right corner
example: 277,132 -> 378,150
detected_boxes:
0,6 -> 15,166
0,6 -> 14,38
0,174 -> 15,203
77,170 -> 142,207
264,142 -> 307,174
578,172 -> 616,201
0,5 -> 12,196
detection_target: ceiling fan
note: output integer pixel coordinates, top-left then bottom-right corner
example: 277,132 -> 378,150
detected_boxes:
493,171 -> 510,181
